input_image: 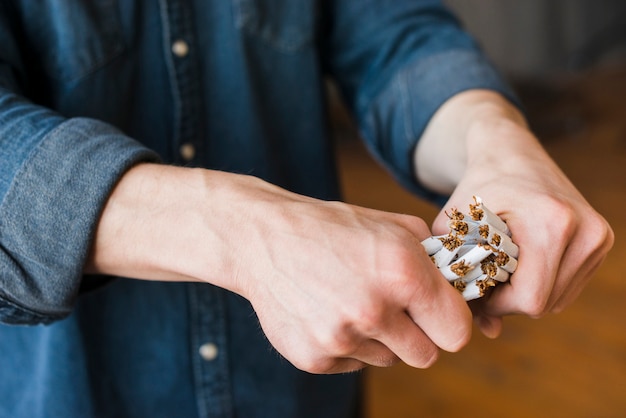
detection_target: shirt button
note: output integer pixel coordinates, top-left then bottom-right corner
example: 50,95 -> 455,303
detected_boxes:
171,39 -> 189,57
179,143 -> 196,161
199,343 -> 219,361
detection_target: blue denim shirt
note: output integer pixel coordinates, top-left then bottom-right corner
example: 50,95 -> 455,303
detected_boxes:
0,1 -> 516,417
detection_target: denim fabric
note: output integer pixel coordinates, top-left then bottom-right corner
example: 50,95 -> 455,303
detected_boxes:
0,1 -> 516,417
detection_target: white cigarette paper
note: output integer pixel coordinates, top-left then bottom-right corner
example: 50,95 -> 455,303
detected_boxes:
421,236 -> 443,255
420,196 -> 518,301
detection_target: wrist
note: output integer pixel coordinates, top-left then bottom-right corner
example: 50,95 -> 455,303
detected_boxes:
85,163 -> 199,281
463,99 -> 555,178
414,89 -> 529,194
85,164 -> 242,289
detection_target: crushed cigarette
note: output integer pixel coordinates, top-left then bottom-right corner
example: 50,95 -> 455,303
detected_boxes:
421,196 -> 518,301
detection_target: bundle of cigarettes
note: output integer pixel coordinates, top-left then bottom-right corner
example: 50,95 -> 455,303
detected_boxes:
421,196 -> 519,301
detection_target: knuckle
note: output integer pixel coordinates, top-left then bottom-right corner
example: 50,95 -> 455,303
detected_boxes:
317,330 -> 352,357
526,304 -> 548,318
445,327 -> 472,353
383,250 -> 428,294
601,223 -> 615,250
345,302 -> 386,337
379,354 -> 401,368
293,356 -> 335,374
368,350 -> 400,368
410,348 -> 439,369
398,213 -> 430,233
315,303 -> 390,359
401,338 -> 441,369
545,201 -> 578,239
518,292 -> 549,317
586,213 -> 614,251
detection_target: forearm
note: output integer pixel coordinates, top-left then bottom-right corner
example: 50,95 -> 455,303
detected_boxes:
85,164 -> 252,294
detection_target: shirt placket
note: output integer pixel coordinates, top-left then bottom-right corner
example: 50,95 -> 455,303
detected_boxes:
188,283 -> 233,418
159,1 -> 232,417
159,0 -> 204,165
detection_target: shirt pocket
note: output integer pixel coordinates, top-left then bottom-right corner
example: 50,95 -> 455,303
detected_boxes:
232,0 -> 317,53
21,0 -> 125,83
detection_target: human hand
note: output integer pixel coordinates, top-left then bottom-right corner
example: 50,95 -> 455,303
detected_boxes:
433,116 -> 613,338
230,177 -> 473,373
87,165 -> 473,374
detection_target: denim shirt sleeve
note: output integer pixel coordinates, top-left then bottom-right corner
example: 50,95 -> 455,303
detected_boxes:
0,92 -> 159,325
323,0 -> 520,203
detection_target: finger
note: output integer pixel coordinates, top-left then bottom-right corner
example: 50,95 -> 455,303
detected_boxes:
405,274 -> 473,353
480,225 -> 564,317
347,339 -> 401,368
549,247 -> 607,313
314,358 -> 369,375
484,216 -> 605,317
469,299 -> 504,338
476,314 -> 503,339
373,312 -> 440,369
548,218 -> 613,311
287,347 -> 369,375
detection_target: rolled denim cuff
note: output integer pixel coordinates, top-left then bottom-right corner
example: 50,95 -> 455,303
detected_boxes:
360,49 -> 520,205
0,117 -> 159,324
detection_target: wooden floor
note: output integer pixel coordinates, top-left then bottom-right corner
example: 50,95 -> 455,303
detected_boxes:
334,63 -> 626,418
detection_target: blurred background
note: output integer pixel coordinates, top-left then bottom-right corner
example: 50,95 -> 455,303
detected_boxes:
331,1 -> 626,417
